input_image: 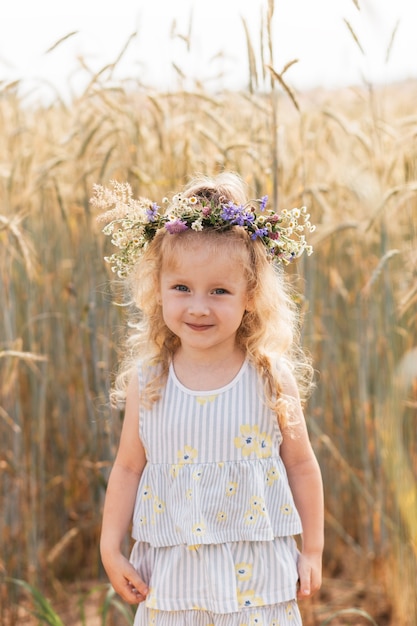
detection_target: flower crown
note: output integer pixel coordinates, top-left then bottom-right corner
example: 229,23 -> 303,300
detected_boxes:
92,180 -> 315,278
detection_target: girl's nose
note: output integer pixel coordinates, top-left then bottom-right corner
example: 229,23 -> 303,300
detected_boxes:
188,295 -> 210,316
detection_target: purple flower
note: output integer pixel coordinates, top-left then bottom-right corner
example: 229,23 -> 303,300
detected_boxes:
259,195 -> 268,212
238,212 -> 255,226
221,202 -> 255,226
251,227 -> 269,240
146,202 -> 159,222
234,212 -> 247,226
165,219 -> 188,234
221,202 -> 239,221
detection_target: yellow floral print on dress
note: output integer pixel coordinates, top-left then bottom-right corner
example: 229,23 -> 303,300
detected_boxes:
142,486 -> 152,499
237,589 -> 264,608
244,494 -> 267,524
257,431 -> 272,458
216,511 -> 227,522
177,445 -> 198,464
153,497 -> 165,514
266,467 -> 280,485
286,603 -> 295,619
192,521 -> 206,536
249,496 -> 266,514
244,510 -> 258,525
146,590 -> 158,609
281,504 -> 293,515
225,481 -> 238,496
249,614 -> 264,626
234,425 -> 261,457
235,562 -> 253,581
196,394 -> 218,405
170,464 -> 182,478
234,425 -> 272,458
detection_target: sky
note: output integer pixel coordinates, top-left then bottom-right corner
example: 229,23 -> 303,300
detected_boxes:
1,0 -> 416,102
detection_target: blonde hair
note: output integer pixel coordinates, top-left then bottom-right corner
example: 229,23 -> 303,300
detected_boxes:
110,173 -> 313,427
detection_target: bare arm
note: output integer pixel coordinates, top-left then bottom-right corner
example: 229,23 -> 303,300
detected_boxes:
100,372 -> 149,604
279,368 -> 324,598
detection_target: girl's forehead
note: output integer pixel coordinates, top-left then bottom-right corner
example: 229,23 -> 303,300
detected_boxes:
161,233 -> 248,268
160,255 -> 248,291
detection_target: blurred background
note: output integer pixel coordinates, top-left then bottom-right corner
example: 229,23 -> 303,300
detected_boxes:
1,0 -> 416,98
1,0 -> 416,624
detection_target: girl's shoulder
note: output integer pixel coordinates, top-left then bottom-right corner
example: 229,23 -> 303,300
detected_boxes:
273,357 -> 299,396
252,354 -> 300,406
273,356 -> 295,378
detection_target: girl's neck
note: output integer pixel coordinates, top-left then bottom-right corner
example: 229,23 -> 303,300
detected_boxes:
172,347 -> 246,391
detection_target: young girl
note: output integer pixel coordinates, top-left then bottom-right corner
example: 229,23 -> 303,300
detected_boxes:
92,173 -> 324,626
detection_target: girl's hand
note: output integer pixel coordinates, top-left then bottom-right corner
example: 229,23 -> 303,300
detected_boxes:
102,552 -> 149,604
297,551 -> 322,599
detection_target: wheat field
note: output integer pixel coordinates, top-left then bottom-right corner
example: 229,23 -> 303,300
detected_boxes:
1,16 -> 417,626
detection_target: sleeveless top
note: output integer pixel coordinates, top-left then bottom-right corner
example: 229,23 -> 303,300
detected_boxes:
129,359 -> 303,613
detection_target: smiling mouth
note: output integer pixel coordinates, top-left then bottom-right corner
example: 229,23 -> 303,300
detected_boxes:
186,323 -> 213,331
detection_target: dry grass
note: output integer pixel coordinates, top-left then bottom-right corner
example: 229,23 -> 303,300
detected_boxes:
0,17 -> 416,626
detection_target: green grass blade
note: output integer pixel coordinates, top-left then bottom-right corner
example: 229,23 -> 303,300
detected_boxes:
6,578 -> 65,626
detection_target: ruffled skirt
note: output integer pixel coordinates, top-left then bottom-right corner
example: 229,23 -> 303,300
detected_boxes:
133,601 -> 302,626
130,537 -> 301,625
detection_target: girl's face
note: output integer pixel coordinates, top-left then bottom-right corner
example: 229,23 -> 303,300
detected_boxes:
159,238 -> 250,359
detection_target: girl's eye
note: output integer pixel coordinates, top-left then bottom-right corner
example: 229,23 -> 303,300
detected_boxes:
213,288 -> 228,295
174,284 -> 189,292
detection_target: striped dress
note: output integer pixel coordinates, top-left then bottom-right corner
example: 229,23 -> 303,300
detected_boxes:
130,359 -> 303,626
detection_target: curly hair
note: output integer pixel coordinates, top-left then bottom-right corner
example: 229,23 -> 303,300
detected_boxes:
110,173 -> 313,428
